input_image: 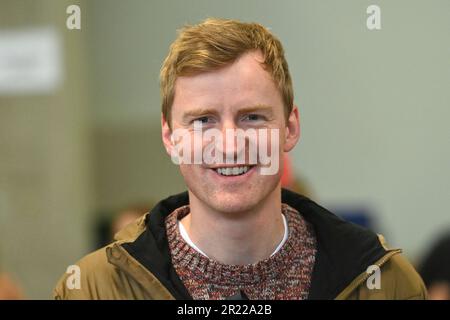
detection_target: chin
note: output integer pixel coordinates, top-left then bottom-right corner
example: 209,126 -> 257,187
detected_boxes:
210,196 -> 257,213
201,187 -> 274,214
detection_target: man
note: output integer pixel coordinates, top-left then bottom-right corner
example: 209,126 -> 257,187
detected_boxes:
54,18 -> 426,300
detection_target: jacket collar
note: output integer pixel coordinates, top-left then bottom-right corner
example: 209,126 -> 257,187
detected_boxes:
108,189 -> 390,299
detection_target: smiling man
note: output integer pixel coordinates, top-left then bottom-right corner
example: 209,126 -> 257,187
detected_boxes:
54,18 -> 426,300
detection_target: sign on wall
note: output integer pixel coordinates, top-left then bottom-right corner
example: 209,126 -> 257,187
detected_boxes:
0,27 -> 62,95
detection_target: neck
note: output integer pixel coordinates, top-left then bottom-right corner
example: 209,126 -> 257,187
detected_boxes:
181,187 -> 285,265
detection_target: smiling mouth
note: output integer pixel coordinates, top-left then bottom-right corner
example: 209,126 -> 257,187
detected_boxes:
212,165 -> 255,176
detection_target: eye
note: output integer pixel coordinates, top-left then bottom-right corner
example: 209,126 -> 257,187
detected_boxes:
243,114 -> 265,122
192,116 -> 214,126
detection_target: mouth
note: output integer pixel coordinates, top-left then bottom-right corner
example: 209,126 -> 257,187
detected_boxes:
210,165 -> 256,177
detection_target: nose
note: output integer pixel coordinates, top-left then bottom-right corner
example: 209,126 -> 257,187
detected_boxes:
215,120 -> 245,164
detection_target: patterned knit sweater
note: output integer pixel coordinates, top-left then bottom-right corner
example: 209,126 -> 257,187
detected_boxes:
165,204 -> 317,300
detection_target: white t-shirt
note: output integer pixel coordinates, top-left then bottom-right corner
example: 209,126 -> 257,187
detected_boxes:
178,214 -> 289,259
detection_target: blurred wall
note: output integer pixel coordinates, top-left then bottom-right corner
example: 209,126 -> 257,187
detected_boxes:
0,0 -> 92,298
86,1 -> 187,211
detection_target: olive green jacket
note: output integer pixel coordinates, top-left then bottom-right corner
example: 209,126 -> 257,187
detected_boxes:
54,190 -> 427,300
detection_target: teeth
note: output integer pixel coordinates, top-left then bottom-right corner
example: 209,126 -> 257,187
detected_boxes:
215,166 -> 250,176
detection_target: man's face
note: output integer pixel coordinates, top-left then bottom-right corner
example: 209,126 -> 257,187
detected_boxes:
162,50 -> 300,214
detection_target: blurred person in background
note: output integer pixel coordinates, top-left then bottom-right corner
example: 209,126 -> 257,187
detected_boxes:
94,205 -> 150,249
280,153 -> 314,199
54,18 -> 426,300
111,205 -> 149,237
419,232 -> 450,300
0,271 -> 24,300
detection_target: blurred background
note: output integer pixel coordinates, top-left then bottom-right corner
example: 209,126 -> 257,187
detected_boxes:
0,0 -> 449,299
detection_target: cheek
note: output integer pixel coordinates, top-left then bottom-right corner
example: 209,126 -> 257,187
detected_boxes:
179,165 -> 208,188
179,165 -> 193,183
179,164 -> 196,175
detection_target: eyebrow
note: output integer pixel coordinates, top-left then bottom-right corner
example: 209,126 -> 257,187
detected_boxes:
182,108 -> 219,123
236,105 -> 274,116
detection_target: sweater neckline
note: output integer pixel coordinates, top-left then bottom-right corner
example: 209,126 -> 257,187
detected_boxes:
177,212 -> 289,259
165,204 -> 313,286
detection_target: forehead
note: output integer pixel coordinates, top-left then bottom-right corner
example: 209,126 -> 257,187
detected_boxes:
172,51 -> 283,114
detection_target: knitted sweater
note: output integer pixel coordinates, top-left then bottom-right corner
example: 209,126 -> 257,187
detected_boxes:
165,204 -> 317,300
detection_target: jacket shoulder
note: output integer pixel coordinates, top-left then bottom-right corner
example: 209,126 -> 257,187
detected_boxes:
53,245 -> 146,300
349,252 -> 427,300
53,247 -> 111,299
381,253 -> 427,299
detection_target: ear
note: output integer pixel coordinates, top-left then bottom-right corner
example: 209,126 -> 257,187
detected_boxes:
161,114 -> 173,157
283,105 -> 300,152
